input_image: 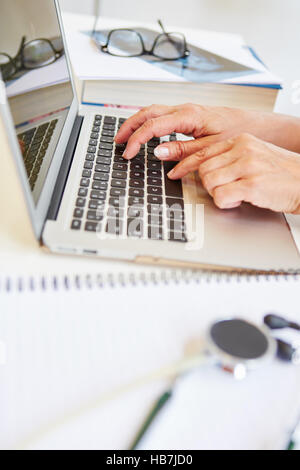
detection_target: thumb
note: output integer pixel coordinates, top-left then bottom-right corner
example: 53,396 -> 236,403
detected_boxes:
154,135 -> 221,161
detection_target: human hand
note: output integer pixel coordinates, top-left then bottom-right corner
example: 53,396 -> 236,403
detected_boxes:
168,133 -> 300,214
115,103 -> 300,159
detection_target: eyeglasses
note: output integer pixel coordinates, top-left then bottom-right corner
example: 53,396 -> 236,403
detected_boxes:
92,19 -> 190,60
0,36 -> 64,82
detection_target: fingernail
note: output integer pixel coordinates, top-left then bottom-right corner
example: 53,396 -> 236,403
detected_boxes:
167,169 -> 175,178
154,146 -> 169,159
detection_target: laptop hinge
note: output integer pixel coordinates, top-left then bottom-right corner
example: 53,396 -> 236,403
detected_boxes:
46,115 -> 83,221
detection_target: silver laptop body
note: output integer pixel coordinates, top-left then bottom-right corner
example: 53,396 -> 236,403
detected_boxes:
1,0 -> 299,272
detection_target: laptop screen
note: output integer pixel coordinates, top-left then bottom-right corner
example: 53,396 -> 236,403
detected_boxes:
0,0 -> 74,205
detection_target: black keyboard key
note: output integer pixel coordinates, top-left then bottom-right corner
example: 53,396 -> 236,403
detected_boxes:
71,220 -> 81,230
168,231 -> 187,243
107,206 -> 125,218
112,170 -> 127,180
84,161 -> 93,170
129,188 -> 144,198
93,172 -> 109,182
78,188 -> 88,197
102,130 -> 115,137
88,146 -> 97,154
166,198 -> 184,210
91,133 -> 99,140
129,197 -> 144,206
130,170 -> 144,179
98,149 -> 112,157
163,162 -> 183,198
73,208 -> 84,219
96,156 -> 111,165
148,226 -> 163,240
131,162 -> 144,171
147,195 -> 163,205
113,163 -> 128,171
95,163 -> 110,173
100,136 -> 114,143
76,197 -> 86,208
103,123 -> 115,131
148,186 -> 162,196
92,126 -> 100,133
80,178 -> 90,187
133,154 -> 145,162
89,139 -> 97,146
148,161 -> 161,170
111,179 -> 126,189
86,154 -> 95,161
147,138 -> 160,147
82,169 -> 92,178
85,222 -> 101,232
92,181 -> 108,191
109,197 -> 125,208
147,154 -> 159,161
127,218 -> 144,238
129,179 -> 144,189
110,188 -> 126,197
95,114 -> 103,120
99,142 -> 113,151
147,177 -> 161,187
114,155 -> 128,163
89,200 -> 105,210
90,190 -> 106,200
104,116 -> 116,124
87,210 -> 104,221
147,169 -> 161,178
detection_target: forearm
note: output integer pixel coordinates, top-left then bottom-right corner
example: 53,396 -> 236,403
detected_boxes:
260,113 -> 300,154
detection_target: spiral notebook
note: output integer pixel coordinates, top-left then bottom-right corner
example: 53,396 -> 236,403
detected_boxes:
1,272 -> 300,450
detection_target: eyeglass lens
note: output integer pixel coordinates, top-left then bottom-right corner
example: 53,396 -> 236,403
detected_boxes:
153,33 -> 185,59
22,39 -> 59,69
107,30 -> 144,57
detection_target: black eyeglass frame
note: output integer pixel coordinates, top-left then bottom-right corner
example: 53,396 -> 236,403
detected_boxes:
94,19 -> 190,61
0,36 -> 64,81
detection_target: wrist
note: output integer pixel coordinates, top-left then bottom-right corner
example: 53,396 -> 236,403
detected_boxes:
264,114 -> 300,153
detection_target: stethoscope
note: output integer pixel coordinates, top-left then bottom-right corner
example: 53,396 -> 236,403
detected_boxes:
130,315 -> 300,449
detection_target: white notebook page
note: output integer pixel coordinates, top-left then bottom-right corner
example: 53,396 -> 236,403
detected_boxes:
0,273 -> 300,450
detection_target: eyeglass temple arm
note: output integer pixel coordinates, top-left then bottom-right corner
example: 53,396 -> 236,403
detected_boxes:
157,19 -> 189,55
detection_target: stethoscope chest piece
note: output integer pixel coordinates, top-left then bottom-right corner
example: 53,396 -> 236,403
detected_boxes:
206,318 -> 277,380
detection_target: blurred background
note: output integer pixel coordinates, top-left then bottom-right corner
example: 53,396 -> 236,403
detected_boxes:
59,0 -> 300,78
59,0 -> 300,116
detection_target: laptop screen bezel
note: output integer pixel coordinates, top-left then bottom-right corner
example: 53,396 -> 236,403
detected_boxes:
0,0 -> 79,239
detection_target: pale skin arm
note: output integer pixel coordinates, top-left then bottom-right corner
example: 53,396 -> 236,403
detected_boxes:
115,104 -> 300,214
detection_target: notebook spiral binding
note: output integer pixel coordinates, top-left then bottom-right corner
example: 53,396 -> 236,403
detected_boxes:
0,270 -> 299,293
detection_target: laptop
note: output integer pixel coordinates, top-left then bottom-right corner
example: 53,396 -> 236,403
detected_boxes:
1,0 -> 299,272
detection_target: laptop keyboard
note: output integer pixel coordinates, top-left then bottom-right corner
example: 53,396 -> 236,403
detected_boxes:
18,119 -> 58,190
70,115 -> 187,243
